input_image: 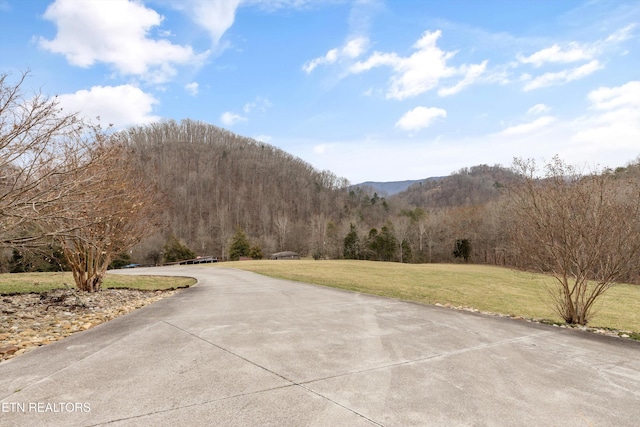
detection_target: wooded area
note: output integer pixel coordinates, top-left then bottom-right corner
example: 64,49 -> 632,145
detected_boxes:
2,72 -> 640,321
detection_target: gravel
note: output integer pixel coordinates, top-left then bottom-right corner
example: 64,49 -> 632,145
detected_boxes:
0,288 -> 181,362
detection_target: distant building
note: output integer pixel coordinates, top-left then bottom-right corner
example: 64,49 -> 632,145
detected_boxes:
269,251 -> 299,260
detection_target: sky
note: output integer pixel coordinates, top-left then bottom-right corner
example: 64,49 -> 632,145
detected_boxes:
1,0 -> 639,184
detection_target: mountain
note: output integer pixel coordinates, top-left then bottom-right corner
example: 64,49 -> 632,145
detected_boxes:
354,178 -> 442,196
391,164 -> 519,208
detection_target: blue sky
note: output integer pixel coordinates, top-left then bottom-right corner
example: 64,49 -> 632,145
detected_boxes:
1,0 -> 639,183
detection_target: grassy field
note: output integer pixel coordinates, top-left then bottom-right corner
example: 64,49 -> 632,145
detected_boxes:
0,271 -> 195,294
226,260 -> 640,334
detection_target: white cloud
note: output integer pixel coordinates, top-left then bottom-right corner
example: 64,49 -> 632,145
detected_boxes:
243,96 -> 272,113
169,0 -> 325,45
515,26 -> 635,92
523,60 -> 602,91
395,106 -> 447,132
39,0 -> 208,83
221,96 -> 271,127
605,24 -> 635,43
342,36 -> 369,58
518,43 -> 593,67
350,30 -> 486,100
254,134 -> 272,143
438,60 -> 488,96
303,36 -> 369,74
313,143 -> 334,154
174,0 -> 240,44
572,81 -> 640,150
527,103 -> 551,115
57,85 -> 160,128
242,0 -> 318,11
587,81 -> 640,110
499,116 -> 556,136
185,82 -> 199,96
220,111 -> 247,126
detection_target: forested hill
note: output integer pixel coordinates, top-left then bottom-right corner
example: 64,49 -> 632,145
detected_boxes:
353,179 -> 427,196
390,164 -> 520,208
118,119 -> 640,270
123,120 -> 351,259
121,120 -> 526,263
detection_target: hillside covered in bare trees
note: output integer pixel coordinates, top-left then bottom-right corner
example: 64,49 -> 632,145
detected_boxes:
123,120 -> 352,261
117,118 -> 640,293
4,93 -> 639,298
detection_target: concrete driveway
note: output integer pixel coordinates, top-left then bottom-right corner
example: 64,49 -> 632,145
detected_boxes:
1,265 -> 639,426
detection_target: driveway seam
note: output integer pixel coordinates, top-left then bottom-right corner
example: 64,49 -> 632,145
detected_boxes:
298,330 -> 557,387
161,320 -> 385,426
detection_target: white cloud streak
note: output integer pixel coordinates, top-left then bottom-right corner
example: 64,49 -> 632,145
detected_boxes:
220,112 -> 247,126
518,43 -> 593,67
499,116 -> 556,136
350,30 -> 486,99
438,61 -> 488,96
516,26 -> 634,92
395,106 -> 447,132
572,80 -> 640,150
527,103 -> 551,115
175,0 -> 240,44
303,36 -> 369,73
588,80 -> 640,110
522,60 -> 603,91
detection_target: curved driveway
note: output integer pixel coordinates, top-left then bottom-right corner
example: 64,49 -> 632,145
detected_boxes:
1,265 -> 640,426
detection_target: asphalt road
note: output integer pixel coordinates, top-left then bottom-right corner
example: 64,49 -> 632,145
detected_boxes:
1,265 -> 639,426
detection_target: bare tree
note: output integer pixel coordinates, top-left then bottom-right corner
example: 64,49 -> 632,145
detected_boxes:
0,71 -> 87,247
46,135 -> 163,292
393,215 -> 411,263
309,214 -> 328,259
508,156 -> 640,325
274,213 -> 289,251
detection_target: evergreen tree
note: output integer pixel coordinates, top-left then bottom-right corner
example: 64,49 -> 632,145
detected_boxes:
453,239 -> 471,263
249,245 -> 263,260
229,227 -> 250,261
367,225 -> 397,261
343,224 -> 360,259
163,235 -> 196,263
401,239 -> 412,263
377,225 -> 398,261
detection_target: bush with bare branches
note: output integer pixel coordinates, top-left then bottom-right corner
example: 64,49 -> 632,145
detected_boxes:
508,156 -> 640,325
0,71 -> 87,247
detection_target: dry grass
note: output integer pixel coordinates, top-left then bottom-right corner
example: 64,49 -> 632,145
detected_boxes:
225,260 -> 640,334
0,271 -> 195,294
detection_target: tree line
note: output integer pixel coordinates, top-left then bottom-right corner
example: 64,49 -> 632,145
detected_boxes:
3,71 -> 640,325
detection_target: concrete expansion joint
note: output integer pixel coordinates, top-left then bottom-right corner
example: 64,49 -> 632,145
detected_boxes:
159,320 -> 384,426
296,330 -> 558,388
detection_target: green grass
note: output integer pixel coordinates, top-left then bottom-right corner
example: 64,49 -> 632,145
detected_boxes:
225,260 -> 640,334
0,271 -> 195,294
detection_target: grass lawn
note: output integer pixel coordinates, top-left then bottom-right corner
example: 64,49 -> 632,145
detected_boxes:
226,259 -> 640,334
0,271 -> 195,294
